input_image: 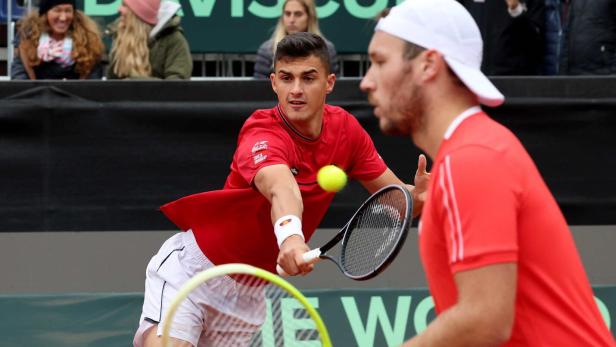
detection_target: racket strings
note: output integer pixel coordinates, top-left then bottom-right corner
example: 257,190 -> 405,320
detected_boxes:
341,189 -> 408,277
171,273 -> 322,346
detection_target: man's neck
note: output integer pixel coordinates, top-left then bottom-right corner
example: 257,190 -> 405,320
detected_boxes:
293,119 -> 322,139
281,108 -> 324,140
414,96 -> 478,160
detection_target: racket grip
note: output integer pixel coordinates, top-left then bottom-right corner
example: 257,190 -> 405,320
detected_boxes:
302,248 -> 322,263
276,249 -> 322,276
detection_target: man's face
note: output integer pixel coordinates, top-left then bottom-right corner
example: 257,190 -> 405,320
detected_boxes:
270,55 -> 335,125
361,31 -> 425,137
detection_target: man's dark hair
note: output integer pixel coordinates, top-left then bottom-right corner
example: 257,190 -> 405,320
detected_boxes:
274,32 -> 331,73
403,42 -> 426,60
402,41 -> 463,86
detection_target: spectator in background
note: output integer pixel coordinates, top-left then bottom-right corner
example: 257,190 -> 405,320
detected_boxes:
11,0 -> 104,80
543,0 -> 562,75
253,0 -> 339,79
457,0 -> 545,75
560,0 -> 616,75
107,0 -> 192,80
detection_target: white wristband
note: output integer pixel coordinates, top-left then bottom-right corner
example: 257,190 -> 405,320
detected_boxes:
274,215 -> 304,248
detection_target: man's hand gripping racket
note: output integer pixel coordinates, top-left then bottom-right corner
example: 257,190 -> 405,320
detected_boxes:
277,184 -> 412,280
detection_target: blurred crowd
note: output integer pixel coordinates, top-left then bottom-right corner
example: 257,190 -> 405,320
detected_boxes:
10,0 -> 192,79
7,0 -> 616,80
460,0 -> 616,75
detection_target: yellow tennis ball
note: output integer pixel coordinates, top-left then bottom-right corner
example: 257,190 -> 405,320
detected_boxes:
317,165 -> 347,192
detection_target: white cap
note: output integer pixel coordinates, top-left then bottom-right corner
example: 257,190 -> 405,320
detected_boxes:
376,0 -> 504,107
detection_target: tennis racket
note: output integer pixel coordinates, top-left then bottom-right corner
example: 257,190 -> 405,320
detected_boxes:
162,263 -> 332,347
277,184 -> 412,280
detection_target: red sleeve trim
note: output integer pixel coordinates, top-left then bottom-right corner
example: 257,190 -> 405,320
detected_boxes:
451,250 -> 518,273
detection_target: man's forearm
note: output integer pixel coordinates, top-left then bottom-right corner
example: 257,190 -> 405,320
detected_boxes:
401,304 -> 509,347
269,184 -> 303,222
254,165 -> 304,223
402,305 -> 468,347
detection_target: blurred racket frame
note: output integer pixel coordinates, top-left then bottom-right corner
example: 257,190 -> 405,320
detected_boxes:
162,263 -> 332,347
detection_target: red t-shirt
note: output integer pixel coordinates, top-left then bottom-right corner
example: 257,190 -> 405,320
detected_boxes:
161,104 -> 387,272
419,109 -> 614,346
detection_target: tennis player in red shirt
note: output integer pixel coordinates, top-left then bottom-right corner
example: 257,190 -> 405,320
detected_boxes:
361,0 -> 615,346
134,32 -> 430,347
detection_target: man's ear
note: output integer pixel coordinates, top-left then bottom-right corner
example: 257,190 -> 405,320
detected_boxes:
420,49 -> 444,81
270,72 -> 277,94
325,73 -> 336,94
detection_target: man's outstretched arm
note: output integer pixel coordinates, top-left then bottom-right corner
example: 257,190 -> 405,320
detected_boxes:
254,164 -> 312,276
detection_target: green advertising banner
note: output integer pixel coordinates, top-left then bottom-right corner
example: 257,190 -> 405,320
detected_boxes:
310,288 -> 615,346
0,287 -> 614,346
81,0 -> 406,53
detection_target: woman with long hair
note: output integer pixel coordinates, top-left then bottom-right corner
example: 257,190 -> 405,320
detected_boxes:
107,0 -> 192,80
253,0 -> 339,78
11,0 -> 104,79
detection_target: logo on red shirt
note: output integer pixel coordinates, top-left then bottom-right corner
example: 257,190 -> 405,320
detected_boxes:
252,140 -> 268,165
252,141 -> 268,153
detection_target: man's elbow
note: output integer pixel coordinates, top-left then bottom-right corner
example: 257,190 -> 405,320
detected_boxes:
477,312 -> 514,345
490,321 -> 514,345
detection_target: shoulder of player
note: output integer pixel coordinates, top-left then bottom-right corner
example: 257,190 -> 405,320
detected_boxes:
444,143 -> 505,161
238,108 -> 290,141
445,114 -> 520,152
324,104 -> 362,127
437,142 -> 529,183
242,108 -> 280,129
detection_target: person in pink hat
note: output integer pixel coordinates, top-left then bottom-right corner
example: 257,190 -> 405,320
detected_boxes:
361,0 -> 615,346
107,0 -> 192,79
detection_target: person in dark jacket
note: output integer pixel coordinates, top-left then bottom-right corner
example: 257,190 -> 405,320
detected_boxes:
253,0 -> 339,79
543,0 -> 562,75
11,0 -> 104,80
560,0 -> 616,75
457,0 -> 545,75
107,0 -> 192,80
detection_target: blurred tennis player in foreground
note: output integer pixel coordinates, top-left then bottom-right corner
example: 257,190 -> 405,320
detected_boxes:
361,0 -> 615,346
134,32 -> 430,347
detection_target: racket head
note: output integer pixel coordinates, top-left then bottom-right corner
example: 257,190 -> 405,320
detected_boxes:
338,184 -> 412,280
162,263 -> 332,347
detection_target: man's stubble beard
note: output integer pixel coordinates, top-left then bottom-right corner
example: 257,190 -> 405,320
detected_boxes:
381,76 -> 426,138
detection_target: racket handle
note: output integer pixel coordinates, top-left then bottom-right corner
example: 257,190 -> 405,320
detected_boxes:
303,248 -> 322,263
276,248 -> 322,276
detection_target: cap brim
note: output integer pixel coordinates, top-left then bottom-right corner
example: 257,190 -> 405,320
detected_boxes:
445,57 -> 505,107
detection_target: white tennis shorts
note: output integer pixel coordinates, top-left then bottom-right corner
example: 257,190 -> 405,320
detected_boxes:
133,230 -> 266,347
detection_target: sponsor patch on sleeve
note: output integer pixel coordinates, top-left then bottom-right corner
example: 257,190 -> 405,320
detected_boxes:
251,140 -> 269,165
